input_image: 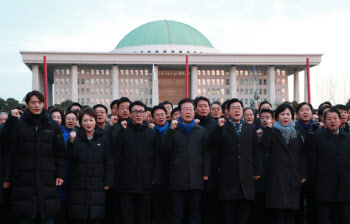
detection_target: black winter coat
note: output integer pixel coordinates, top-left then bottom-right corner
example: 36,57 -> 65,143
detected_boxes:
162,123 -> 210,190
195,115 -> 220,192
305,128 -> 350,202
66,127 -> 114,220
116,121 -> 160,193
5,109 -> 65,219
260,127 -> 306,209
218,121 -> 262,200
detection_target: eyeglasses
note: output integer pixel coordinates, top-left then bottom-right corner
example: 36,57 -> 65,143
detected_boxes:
66,118 -> 77,121
132,110 -> 145,115
230,106 -> 242,110
95,110 -> 106,114
154,114 -> 166,118
119,107 -> 129,111
182,108 -> 194,112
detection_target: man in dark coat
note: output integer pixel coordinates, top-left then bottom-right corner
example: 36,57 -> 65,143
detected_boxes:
162,98 -> 210,224
116,101 -> 160,224
217,98 -> 262,224
102,96 -> 131,223
253,109 -> 274,224
194,96 -> 220,224
294,102 -> 316,224
151,105 -> 170,224
3,91 -> 65,224
305,109 -> 350,224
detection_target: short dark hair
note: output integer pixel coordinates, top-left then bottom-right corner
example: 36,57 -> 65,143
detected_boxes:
178,98 -> 194,111
93,104 -> 108,114
243,107 -> 255,115
259,101 -> 272,111
260,109 -> 274,117
222,100 -> 230,112
296,102 -> 313,113
79,107 -> 97,126
68,102 -> 82,112
160,101 -> 173,109
25,90 -> 45,104
47,106 -> 54,112
64,111 -> 78,126
151,105 -> 167,117
318,105 -> 332,117
146,107 -> 153,112
171,107 -> 179,116
117,97 -> 131,109
333,104 -> 348,112
312,109 -> 318,115
318,101 -> 332,110
211,101 -> 222,107
194,96 -> 210,109
275,103 -> 295,120
110,99 -> 119,110
49,107 -> 64,122
227,98 -> 244,111
324,109 -> 341,120
129,101 -> 147,113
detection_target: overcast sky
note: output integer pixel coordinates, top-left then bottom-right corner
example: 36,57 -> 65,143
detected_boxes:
1,0 -> 349,106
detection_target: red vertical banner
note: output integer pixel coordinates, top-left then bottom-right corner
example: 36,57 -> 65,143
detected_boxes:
44,56 -> 48,109
185,55 -> 189,98
306,58 -> 311,103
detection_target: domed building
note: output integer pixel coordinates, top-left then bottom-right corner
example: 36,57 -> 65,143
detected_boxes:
21,20 -> 322,108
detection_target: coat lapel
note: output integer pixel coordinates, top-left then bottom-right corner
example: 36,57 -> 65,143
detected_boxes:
274,128 -> 289,152
224,121 -> 238,138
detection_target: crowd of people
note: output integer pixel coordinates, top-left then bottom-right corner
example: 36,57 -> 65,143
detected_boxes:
0,90 -> 350,224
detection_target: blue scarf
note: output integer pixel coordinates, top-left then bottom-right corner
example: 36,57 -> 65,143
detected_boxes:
273,120 -> 297,144
178,117 -> 195,135
296,119 -> 315,132
228,117 -> 244,136
154,122 -> 169,139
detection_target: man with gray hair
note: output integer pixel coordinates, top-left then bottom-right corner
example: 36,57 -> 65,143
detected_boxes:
0,112 -> 8,125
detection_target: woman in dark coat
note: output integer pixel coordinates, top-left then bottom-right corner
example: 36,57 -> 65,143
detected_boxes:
67,107 -> 114,224
260,103 -> 306,224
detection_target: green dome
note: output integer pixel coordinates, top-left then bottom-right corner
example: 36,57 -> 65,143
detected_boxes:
116,20 -> 214,49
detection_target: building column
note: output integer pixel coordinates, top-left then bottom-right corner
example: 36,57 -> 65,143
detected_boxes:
268,66 -> 276,104
294,71 -> 300,103
229,66 -> 237,98
71,65 -> 78,102
152,65 -> 159,106
32,64 -> 41,91
304,68 -> 308,102
112,65 -> 119,100
48,80 -> 53,106
191,66 -> 198,98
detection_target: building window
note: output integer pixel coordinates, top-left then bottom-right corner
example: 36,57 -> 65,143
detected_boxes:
282,89 -> 286,95
281,79 -> 286,85
259,89 -> 262,95
264,89 -> 267,95
240,79 -> 243,85
81,79 -> 84,85
96,70 -> 99,75
276,79 -> 281,85
226,79 -> 229,85
245,89 -> 248,95
259,79 -> 262,85
250,89 -> 253,95
66,69 -> 70,75
263,79 -> 267,85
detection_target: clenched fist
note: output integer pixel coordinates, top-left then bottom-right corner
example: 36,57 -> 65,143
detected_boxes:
110,115 -> 119,126
121,120 -> 127,129
11,109 -> 21,118
171,120 -> 178,129
69,131 -> 77,143
218,118 -> 225,127
149,123 -> 155,129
